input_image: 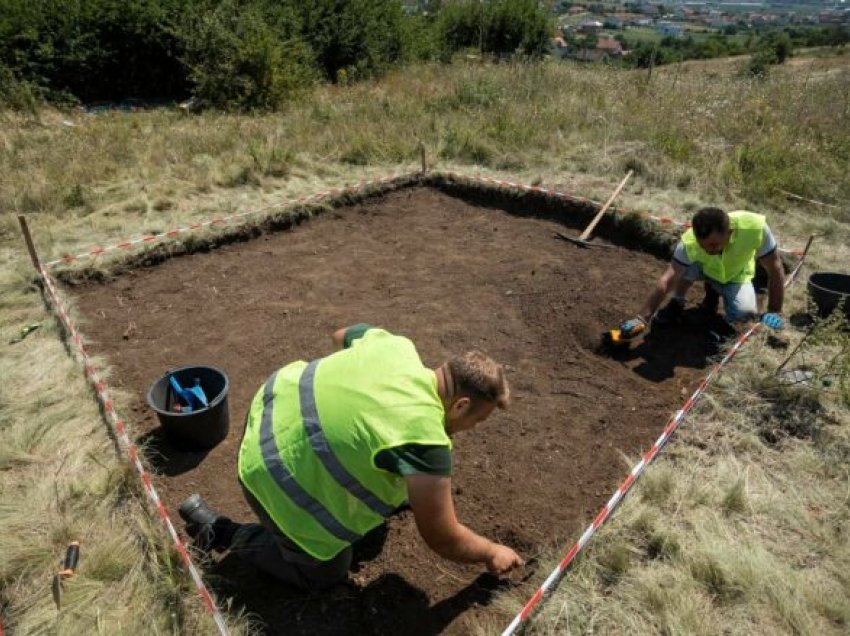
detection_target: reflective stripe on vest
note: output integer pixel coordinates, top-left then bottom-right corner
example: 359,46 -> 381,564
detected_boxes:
299,360 -> 396,518
258,369 -> 361,544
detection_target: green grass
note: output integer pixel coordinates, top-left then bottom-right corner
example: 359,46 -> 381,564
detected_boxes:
1,52 -> 849,634
623,27 -> 663,44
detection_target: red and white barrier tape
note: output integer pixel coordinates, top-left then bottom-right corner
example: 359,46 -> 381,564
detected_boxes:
37,265 -> 230,636
443,172 -> 805,258
44,174 -> 412,269
44,170 -> 803,271
501,247 -> 812,636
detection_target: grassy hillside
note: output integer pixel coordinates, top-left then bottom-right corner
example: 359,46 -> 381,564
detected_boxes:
1,53 -> 848,634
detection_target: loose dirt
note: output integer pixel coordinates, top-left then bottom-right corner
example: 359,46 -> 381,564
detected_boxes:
68,186 -> 712,635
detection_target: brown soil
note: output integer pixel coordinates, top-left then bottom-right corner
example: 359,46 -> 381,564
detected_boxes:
67,187 -> 714,635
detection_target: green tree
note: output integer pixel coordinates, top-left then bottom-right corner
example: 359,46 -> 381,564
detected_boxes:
178,0 -> 316,109
294,0 -> 406,82
0,0 -> 188,103
437,0 -> 550,59
759,30 -> 792,64
745,49 -> 777,78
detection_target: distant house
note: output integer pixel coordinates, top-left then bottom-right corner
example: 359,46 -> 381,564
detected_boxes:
635,18 -> 654,27
596,37 -> 624,56
568,36 -> 625,62
611,12 -> 642,25
708,18 -> 732,28
569,5 -> 586,15
819,10 -> 849,24
578,19 -> 604,32
656,21 -> 684,37
749,13 -> 776,25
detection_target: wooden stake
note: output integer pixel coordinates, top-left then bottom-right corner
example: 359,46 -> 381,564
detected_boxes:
17,215 -> 41,272
419,142 -> 427,173
799,233 -> 815,260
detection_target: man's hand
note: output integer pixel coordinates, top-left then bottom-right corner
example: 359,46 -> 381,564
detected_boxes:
761,313 -> 784,330
486,544 -> 524,574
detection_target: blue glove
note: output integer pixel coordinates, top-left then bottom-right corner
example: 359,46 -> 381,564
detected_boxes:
761,313 -> 784,330
620,316 -> 647,339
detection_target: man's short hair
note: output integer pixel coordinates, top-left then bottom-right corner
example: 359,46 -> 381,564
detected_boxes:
691,207 -> 730,240
448,350 -> 510,409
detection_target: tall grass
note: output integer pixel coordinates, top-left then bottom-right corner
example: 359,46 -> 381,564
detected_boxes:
3,54 -> 849,216
0,264 -> 249,634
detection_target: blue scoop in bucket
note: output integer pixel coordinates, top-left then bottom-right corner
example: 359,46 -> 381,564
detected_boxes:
168,374 -> 208,413
147,365 -> 230,450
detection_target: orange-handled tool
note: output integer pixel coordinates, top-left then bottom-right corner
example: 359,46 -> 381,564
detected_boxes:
52,541 -> 80,609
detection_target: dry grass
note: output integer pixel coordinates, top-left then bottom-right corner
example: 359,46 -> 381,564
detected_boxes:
1,52 -> 849,634
0,265 -> 249,633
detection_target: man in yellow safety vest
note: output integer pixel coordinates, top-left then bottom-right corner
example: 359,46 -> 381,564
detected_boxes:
179,325 -> 523,590
617,207 -> 786,343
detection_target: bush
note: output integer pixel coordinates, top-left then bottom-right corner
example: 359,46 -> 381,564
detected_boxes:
0,0 -> 417,106
401,13 -> 441,62
437,0 -> 551,59
294,0 -> 407,82
178,1 -> 317,110
0,0 -> 188,103
744,50 -> 776,78
759,30 -> 792,64
0,64 -> 39,111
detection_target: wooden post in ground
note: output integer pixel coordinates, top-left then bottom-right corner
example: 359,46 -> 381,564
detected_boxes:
17,215 -> 41,272
419,142 -> 428,173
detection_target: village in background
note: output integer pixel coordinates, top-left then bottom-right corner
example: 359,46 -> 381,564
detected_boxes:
545,1 -> 850,62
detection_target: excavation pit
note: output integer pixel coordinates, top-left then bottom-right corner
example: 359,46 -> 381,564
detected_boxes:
65,182 -> 716,635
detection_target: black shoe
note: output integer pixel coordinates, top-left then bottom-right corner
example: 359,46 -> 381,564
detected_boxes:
653,298 -> 684,328
698,285 -> 720,315
706,330 -> 723,356
179,494 -> 236,552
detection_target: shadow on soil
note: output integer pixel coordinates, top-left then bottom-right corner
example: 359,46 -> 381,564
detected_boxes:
604,309 -> 729,382
208,522 -> 510,635
138,428 -> 211,476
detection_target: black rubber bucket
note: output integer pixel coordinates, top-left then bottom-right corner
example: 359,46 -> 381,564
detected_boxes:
146,365 -> 230,450
807,272 -> 850,322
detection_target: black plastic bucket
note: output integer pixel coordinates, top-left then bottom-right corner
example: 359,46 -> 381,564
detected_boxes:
146,365 -> 230,450
807,272 -> 850,322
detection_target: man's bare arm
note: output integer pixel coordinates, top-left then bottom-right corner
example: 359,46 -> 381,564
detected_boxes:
638,261 -> 687,320
759,250 -> 785,313
406,474 -> 522,574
